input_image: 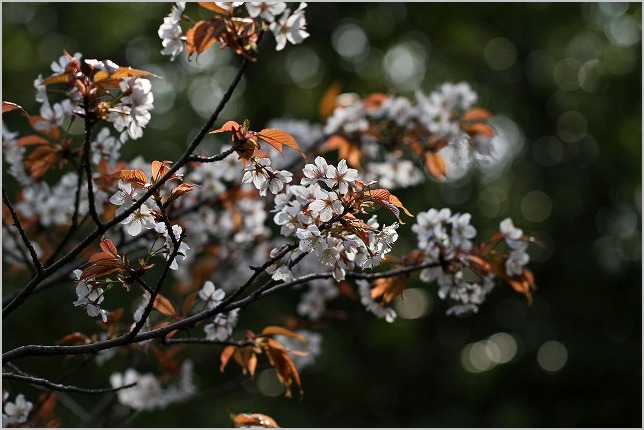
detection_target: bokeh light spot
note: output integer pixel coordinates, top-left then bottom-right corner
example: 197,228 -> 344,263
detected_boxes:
537,341 -> 568,372
394,288 -> 432,319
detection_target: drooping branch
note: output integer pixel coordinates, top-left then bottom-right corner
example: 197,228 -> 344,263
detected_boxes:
82,104 -> 103,229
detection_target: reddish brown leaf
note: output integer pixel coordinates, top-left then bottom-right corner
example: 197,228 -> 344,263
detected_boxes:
153,293 -> 177,317
186,18 -> 226,58
220,345 -> 237,373
364,188 -> 412,223
258,129 -> 305,159
41,73 -> 70,86
109,169 -> 149,187
198,2 -> 230,14
318,81 -> 342,120
2,101 -> 26,114
210,120 -> 242,134
17,135 -> 50,146
370,275 -> 407,306
462,108 -> 493,122
25,146 -> 58,179
170,183 -> 199,200
99,238 -> 119,258
94,67 -> 158,86
232,413 -> 280,428
58,332 -> 90,345
262,339 -> 303,399
259,326 -> 308,346
425,152 -> 447,179
181,291 -> 199,316
151,160 -> 180,183
324,135 -> 362,168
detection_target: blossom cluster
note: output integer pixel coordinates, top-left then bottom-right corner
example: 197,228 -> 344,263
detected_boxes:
109,360 -> 196,411
158,2 -> 310,62
319,83 -> 496,188
412,209 -> 532,315
271,156 -> 400,283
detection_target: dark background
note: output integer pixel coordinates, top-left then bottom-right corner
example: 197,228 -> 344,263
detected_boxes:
2,2 -> 642,427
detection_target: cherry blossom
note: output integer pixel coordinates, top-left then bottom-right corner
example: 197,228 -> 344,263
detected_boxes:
269,2 -> 309,51
2,393 -> 33,426
246,2 -> 287,22
158,2 -> 186,61
198,280 -> 225,309
121,204 -> 156,236
72,269 -> 108,322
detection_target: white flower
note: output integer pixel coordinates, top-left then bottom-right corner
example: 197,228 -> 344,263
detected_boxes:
33,100 -> 71,132
110,180 -> 138,212
325,159 -> 358,194
308,189 -> 343,222
157,223 -> 190,270
301,156 -> 329,186
110,369 -> 164,411
261,169 -> 293,196
506,248 -> 529,276
246,2 -> 287,22
450,212 -> 477,251
269,2 -> 309,51
73,269 -> 108,322
2,394 -> 33,426
203,309 -> 240,341
109,78 -> 154,141
34,74 -> 47,103
91,127 -> 121,165
50,51 -> 82,74
198,281 -> 225,309
121,203 -> 156,236
158,2 -> 186,61
500,217 -> 526,250
296,225 -> 323,254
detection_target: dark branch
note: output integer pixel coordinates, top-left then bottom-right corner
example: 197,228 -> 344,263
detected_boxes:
2,187 -> 44,275
2,372 -> 136,394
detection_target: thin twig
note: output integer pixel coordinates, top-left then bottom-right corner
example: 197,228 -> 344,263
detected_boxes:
2,187 -> 43,275
82,104 -> 103,229
2,372 -> 136,394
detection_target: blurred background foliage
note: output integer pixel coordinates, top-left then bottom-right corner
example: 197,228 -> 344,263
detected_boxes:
2,2 -> 642,427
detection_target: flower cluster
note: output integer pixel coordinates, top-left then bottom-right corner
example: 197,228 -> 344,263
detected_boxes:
109,361 -> 195,411
158,2 -> 309,62
320,83 -> 496,188
411,209 -> 534,315
271,156 -> 401,283
72,269 -> 108,322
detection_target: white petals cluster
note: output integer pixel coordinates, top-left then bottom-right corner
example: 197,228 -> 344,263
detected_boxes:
242,157 -> 293,196
154,222 -> 190,271
72,269 -> 108,322
322,83 -> 495,187
357,279 -> 397,323
272,156 -> 398,283
198,280 -> 225,309
91,127 -> 121,166
412,208 -> 495,315
269,2 -> 309,51
158,2 -> 186,61
2,125 -> 32,187
203,309 -> 240,341
110,360 -> 196,411
15,172 -> 98,227
108,77 -> 154,141
500,218 -> 530,276
2,393 -> 33,426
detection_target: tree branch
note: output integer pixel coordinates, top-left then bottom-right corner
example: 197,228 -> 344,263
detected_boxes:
2,372 -> 136,394
3,57 -> 251,320
2,187 -> 43,275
